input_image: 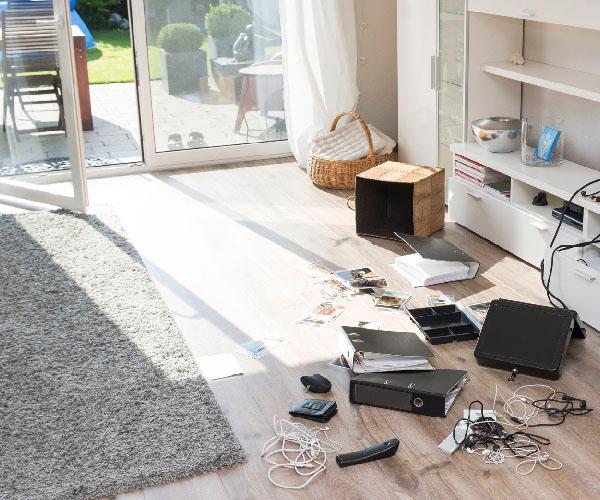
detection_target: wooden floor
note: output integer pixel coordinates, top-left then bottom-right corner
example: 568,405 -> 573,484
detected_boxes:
4,159 -> 600,499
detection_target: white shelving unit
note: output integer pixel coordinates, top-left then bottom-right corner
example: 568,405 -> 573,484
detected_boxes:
482,61 -> 600,104
448,2 -> 600,330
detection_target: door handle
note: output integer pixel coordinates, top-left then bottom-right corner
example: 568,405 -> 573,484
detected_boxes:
467,192 -> 482,201
530,221 -> 549,231
574,267 -> 597,282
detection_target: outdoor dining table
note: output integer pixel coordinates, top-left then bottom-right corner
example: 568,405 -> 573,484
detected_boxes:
234,63 -> 284,134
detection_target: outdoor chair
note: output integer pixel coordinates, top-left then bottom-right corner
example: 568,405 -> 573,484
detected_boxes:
2,1 -> 65,139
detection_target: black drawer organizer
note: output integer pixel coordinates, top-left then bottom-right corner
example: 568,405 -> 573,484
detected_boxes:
407,304 -> 481,345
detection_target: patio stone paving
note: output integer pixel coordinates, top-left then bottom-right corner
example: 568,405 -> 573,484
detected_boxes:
0,81 -> 286,177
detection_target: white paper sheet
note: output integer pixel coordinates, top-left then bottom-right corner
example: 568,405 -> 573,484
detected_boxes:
196,354 -> 243,380
392,254 -> 470,287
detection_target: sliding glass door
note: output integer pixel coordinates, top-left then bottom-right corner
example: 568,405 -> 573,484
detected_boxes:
0,0 -> 88,210
130,0 -> 289,168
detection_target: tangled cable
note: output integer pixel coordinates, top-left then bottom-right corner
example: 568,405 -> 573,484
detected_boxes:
453,400 -> 560,475
260,415 -> 342,489
453,385 -> 592,475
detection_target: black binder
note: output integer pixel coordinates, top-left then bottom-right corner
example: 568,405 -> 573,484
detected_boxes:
349,369 -> 468,417
474,299 -> 585,379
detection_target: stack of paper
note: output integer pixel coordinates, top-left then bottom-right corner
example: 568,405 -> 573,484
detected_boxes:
393,234 -> 480,287
337,326 -> 434,374
392,253 -> 470,287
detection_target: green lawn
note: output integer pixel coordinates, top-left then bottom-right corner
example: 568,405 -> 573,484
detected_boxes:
87,29 -> 161,84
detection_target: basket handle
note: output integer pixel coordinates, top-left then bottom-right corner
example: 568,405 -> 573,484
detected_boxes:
330,111 -> 375,158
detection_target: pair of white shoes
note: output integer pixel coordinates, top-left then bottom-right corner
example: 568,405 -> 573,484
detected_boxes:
167,132 -> 206,151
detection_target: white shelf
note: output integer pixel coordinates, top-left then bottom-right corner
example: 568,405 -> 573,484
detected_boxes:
451,142 -> 600,215
482,60 -> 600,103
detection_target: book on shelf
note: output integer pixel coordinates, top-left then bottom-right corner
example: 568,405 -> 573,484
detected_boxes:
483,179 -> 511,199
455,169 -> 485,188
456,154 -> 487,173
454,158 -> 511,198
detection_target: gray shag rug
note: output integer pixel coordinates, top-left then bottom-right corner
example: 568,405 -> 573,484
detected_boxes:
0,210 -> 245,500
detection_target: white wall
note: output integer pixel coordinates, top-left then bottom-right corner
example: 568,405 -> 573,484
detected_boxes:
522,21 -> 600,171
354,0 -> 398,140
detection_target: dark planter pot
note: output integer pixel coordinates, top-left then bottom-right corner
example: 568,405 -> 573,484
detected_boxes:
160,49 -> 207,96
209,34 -> 239,58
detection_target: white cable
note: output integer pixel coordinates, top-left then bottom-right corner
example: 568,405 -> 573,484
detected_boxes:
503,384 -> 556,427
472,436 -> 562,475
462,385 -> 563,475
261,415 -> 342,489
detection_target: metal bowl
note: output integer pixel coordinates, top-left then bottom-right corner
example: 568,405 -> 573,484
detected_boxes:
471,117 -> 522,153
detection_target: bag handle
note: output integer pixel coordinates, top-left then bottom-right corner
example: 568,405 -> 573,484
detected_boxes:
330,111 -> 375,158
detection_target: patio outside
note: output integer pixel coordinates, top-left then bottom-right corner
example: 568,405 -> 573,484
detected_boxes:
0,0 -> 286,178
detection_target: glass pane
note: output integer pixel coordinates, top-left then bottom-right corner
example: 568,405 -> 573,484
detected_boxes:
143,0 -> 286,153
440,0 -> 465,15
0,0 -> 77,192
439,10 -> 464,87
439,81 -> 463,147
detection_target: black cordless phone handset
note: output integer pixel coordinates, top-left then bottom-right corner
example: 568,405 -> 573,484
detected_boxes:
336,438 -> 399,468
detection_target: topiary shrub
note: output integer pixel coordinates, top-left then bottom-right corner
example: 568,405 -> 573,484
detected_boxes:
157,23 -> 206,53
205,3 -> 252,39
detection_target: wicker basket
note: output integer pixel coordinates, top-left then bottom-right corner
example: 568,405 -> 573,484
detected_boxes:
307,111 -> 393,190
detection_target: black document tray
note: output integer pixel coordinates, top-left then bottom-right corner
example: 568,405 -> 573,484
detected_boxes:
407,303 -> 481,345
474,299 -> 585,379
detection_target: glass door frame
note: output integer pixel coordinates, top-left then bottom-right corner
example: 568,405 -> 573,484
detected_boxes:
129,0 -> 290,171
0,0 -> 88,211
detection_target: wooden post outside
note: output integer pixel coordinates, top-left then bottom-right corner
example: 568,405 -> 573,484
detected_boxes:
72,26 -> 93,131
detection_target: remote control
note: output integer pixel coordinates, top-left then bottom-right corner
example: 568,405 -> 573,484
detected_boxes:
335,438 -> 399,468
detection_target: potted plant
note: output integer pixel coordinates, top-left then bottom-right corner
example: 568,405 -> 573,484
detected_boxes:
205,3 -> 252,58
157,23 -> 207,95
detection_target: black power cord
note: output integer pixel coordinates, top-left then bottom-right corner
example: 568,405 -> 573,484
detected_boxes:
528,392 -> 593,427
453,401 -> 551,457
540,179 -> 600,309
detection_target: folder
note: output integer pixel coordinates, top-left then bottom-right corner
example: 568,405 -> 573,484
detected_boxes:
391,233 -> 480,287
337,326 -> 434,374
474,299 -> 585,379
350,369 -> 468,417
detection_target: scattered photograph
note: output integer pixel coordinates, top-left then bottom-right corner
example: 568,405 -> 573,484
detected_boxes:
319,278 -> 356,299
300,262 -> 334,280
374,291 -> 412,310
297,302 -> 345,326
329,354 -> 351,369
236,337 -> 289,360
334,267 -> 387,288
467,301 -> 492,324
426,293 -> 455,307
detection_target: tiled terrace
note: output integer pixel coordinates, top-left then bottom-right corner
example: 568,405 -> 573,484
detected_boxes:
0,81 -> 286,177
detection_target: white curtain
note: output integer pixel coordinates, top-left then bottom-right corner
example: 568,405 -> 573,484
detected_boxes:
279,0 -> 359,166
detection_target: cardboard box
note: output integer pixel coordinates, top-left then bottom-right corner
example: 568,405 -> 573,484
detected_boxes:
355,161 -> 445,239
